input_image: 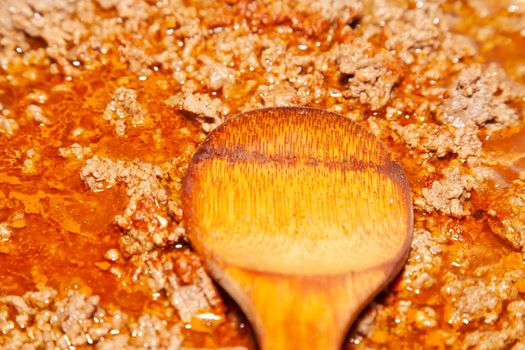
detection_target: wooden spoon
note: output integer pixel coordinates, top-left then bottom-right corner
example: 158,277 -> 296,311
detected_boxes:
183,107 -> 413,350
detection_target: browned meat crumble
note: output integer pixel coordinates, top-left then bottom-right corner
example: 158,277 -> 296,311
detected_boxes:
0,0 -> 524,349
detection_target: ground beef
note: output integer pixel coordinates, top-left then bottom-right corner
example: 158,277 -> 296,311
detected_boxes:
195,56 -> 236,92
385,300 -> 415,335
476,180 -> 525,251
246,71 -> 326,110
279,0 -> 364,25
466,0 -> 525,36
441,269 -> 525,325
79,155 -> 223,324
103,87 -> 147,136
0,116 -> 17,135
123,314 -> 182,350
0,0 -> 157,75
461,300 -> 525,350
1,0 -> 524,348
26,104 -> 51,125
400,228 -> 444,294
118,45 -> 157,77
441,32 -> 478,62
21,149 -> 40,175
336,40 -> 402,110
440,63 -> 524,134
254,82 -> 299,107
116,196 -> 172,256
96,0 -> 150,24
80,156 -> 172,255
80,156 -> 166,203
133,250 -> 225,324
0,222 -> 11,242
25,90 -> 48,104
0,286 -> 190,350
414,306 -> 438,329
378,1 -> 444,64
3,0 -> 88,48
212,33 -> 261,73
58,143 -> 93,160
237,0 -> 362,34
392,120 -> 482,160
415,166 -> 477,217
166,92 -> 230,132
347,302 -> 380,340
0,103 -> 18,135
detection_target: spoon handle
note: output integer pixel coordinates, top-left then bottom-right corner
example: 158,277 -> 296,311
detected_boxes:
254,277 -> 344,350
220,266 -> 388,350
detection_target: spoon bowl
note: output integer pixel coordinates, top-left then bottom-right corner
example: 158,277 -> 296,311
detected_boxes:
183,107 -> 413,350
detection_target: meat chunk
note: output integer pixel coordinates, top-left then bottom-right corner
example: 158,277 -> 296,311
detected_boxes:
24,287 -> 57,308
475,180 -> 525,251
80,156 -> 166,203
415,166 -> 476,217
21,148 -> 40,175
349,302 -> 380,340
236,0 -> 362,34
401,229 -> 444,293
441,269 -> 524,325
441,33 -> 478,62
3,0 -> 88,48
381,2 -> 444,64
126,314 -> 182,350
26,104 -> 51,125
103,87 -> 147,136
0,295 -> 34,328
336,40 -> 402,110
116,197 -> 171,255
58,143 -> 93,160
0,222 -> 12,242
414,307 -> 438,329
196,56 -> 236,92
441,64 -> 524,134
256,82 -> 298,107
309,0 -> 363,24
166,92 -> 230,132
136,250 -> 225,324
96,0 -> 150,22
53,293 -> 103,347
81,156 -> 172,255
462,300 -> 525,350
392,120 -> 482,160
0,286 -> 186,349
0,105 -> 18,134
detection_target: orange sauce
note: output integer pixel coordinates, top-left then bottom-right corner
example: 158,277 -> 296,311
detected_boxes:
0,0 -> 523,348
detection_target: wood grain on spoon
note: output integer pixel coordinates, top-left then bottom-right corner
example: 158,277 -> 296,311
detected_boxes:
183,107 -> 413,350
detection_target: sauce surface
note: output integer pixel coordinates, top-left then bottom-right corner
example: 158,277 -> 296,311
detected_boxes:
0,0 -> 524,348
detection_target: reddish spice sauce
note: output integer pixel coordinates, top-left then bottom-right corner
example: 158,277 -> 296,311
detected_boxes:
0,0 -> 524,348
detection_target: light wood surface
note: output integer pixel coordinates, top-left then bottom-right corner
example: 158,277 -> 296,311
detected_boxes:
183,107 -> 413,350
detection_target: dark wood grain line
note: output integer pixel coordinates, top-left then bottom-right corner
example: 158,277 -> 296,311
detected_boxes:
192,146 -> 399,178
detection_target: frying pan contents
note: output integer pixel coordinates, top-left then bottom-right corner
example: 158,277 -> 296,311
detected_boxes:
0,0 -> 524,349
